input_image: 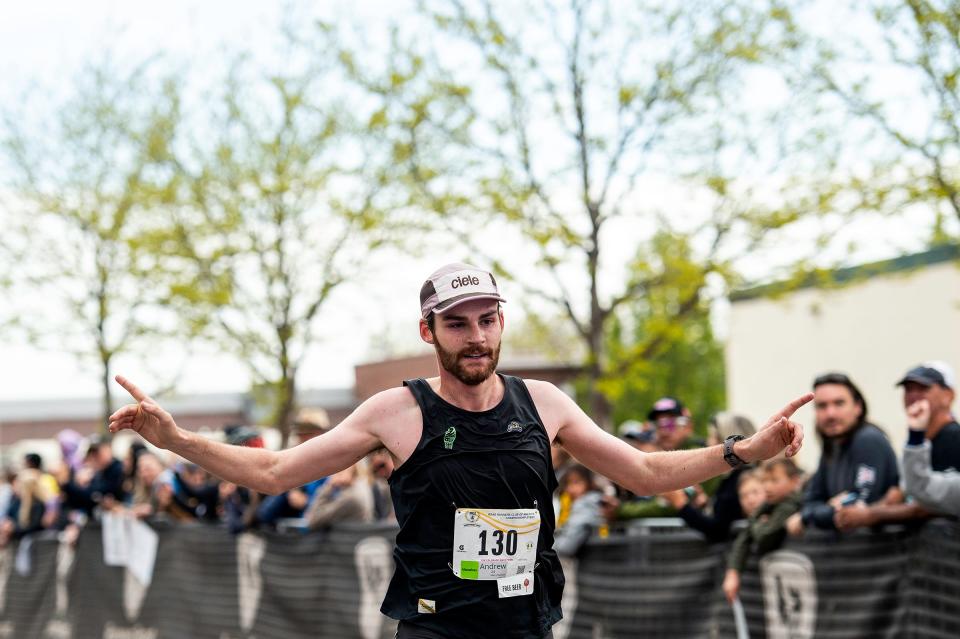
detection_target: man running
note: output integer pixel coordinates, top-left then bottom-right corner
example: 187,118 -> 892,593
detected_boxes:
109,262 -> 811,639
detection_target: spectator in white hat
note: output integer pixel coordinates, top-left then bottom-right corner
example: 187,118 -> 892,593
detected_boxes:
899,361 -> 960,516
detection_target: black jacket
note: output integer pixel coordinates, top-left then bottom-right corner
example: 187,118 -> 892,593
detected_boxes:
801,423 -> 899,530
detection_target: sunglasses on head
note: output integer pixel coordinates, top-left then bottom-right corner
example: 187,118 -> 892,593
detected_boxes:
813,372 -> 853,387
654,415 -> 690,431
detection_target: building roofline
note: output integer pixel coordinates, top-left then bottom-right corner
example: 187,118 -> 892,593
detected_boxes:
730,243 -> 960,302
0,388 -> 356,423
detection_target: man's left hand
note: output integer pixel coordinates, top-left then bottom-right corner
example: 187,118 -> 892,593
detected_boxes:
735,393 -> 813,462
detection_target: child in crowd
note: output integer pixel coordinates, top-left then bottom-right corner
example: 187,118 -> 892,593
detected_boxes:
722,459 -> 804,603
736,469 -> 765,520
554,464 -> 605,556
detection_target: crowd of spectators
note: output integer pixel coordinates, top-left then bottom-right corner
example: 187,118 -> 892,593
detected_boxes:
549,359 -> 959,602
0,407 -> 395,546
0,359 -> 956,609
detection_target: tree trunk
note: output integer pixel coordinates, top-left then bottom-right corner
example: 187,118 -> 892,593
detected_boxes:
101,354 -> 113,434
277,374 -> 297,449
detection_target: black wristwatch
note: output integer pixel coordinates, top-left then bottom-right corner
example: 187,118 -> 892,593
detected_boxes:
723,434 -> 747,468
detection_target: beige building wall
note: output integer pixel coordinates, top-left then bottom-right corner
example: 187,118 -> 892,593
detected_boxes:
727,257 -> 960,472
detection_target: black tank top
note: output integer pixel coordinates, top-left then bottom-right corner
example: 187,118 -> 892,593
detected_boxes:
381,375 -> 564,639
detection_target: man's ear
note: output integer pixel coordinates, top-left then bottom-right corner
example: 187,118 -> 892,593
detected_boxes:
420,319 -> 434,344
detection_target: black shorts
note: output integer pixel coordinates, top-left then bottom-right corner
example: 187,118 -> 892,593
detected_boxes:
396,621 -> 554,639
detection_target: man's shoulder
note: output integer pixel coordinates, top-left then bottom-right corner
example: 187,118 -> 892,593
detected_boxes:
516,378 -> 571,408
940,420 -> 960,437
850,423 -> 894,448
360,386 -> 421,418
933,420 -> 960,447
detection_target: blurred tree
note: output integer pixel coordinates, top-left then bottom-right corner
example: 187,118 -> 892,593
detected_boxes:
601,232 -> 726,433
339,0 -> 804,427
158,36 -> 403,447
503,232 -> 726,432
770,0 -> 960,246
0,57 -> 182,429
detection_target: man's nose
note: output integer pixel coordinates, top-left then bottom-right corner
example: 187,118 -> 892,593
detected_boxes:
466,322 -> 485,342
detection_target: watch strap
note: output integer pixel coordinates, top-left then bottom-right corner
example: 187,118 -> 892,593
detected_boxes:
723,434 -> 747,468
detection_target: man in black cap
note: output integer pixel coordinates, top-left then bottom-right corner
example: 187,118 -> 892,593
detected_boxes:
899,361 -> 960,515
647,396 -> 705,452
108,262 -> 812,639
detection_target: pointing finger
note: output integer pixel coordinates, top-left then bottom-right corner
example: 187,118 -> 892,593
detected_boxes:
115,375 -> 150,403
775,393 -> 814,421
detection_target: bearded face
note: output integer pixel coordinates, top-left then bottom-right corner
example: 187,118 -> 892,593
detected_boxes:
433,335 -> 501,386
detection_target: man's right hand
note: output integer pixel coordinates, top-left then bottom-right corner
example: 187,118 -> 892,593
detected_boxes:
906,399 -> 931,431
108,375 -> 181,450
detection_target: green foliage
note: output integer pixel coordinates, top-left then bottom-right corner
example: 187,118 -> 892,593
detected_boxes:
0,56 -> 183,427
152,32 -> 406,444
332,0 -> 803,426
771,0 -> 960,243
599,233 -> 726,433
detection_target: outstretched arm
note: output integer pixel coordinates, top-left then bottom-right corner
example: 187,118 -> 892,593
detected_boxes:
536,382 -> 811,496
109,375 -> 387,495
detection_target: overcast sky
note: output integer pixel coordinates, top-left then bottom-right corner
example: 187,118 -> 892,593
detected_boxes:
0,1 -> 949,403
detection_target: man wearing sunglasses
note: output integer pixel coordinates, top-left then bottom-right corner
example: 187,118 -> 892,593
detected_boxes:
606,397 -> 710,521
649,397 -> 705,452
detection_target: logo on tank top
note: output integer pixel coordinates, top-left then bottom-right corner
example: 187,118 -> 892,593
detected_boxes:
507,421 -> 523,433
443,426 -> 457,449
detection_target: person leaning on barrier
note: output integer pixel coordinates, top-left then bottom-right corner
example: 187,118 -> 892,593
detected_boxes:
899,362 -> 960,517
786,372 -> 919,536
23,453 -> 61,529
256,411 -> 332,528
304,460 -> 375,529
59,434 -> 127,518
107,261 -> 812,639
0,468 -> 48,544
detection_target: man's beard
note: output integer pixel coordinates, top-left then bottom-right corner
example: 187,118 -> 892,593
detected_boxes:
434,339 -> 501,386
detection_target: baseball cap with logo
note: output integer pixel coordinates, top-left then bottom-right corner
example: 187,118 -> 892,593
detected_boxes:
420,262 -> 506,319
896,361 -> 956,390
647,396 -> 685,420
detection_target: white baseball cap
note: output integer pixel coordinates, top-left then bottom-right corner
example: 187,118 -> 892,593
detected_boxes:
419,263 -> 506,319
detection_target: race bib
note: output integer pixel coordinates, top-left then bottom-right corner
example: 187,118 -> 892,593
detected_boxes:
452,508 -> 540,580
